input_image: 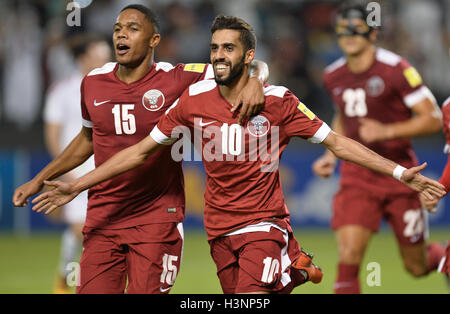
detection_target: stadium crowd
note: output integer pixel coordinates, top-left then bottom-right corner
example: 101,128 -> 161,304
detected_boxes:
1,0 -> 450,147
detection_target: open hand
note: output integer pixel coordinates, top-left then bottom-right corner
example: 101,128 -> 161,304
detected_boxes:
31,180 -> 79,215
400,162 -> 446,201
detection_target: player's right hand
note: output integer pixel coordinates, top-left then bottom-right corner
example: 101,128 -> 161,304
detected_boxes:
31,180 -> 79,215
312,154 -> 337,178
12,180 -> 43,207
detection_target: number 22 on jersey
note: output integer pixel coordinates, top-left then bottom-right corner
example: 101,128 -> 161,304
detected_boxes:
343,88 -> 368,117
112,104 -> 136,135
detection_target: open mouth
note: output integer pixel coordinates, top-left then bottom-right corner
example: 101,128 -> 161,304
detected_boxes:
214,62 -> 230,75
116,43 -> 130,56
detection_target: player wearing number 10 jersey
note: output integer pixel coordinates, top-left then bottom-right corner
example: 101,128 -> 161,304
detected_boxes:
313,2 -> 445,294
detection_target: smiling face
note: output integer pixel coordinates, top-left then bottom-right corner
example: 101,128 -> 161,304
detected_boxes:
210,29 -> 254,86
112,9 -> 160,68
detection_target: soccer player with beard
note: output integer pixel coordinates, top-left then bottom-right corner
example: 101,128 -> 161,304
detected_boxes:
312,2 -> 445,293
31,14 -> 446,294
12,5 -> 268,294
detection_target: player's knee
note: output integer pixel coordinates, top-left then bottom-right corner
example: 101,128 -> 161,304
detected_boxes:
339,246 -> 365,264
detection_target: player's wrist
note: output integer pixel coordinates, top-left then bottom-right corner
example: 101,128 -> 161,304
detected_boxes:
393,165 -> 406,181
383,125 -> 396,141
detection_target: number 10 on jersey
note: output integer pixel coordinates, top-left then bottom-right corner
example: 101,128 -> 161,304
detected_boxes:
112,104 -> 136,135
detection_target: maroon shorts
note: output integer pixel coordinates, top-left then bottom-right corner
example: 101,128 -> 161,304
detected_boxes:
209,220 -> 302,294
77,222 -> 184,294
332,185 -> 425,245
438,241 -> 450,275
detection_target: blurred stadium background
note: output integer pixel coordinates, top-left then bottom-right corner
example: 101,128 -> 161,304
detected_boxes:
0,0 -> 449,293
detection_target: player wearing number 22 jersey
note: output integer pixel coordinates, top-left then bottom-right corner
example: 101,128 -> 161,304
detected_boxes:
151,79 -> 330,293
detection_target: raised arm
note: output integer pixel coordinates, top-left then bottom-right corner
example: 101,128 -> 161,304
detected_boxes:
31,135 -> 162,214
321,130 -> 446,201
12,126 -> 94,207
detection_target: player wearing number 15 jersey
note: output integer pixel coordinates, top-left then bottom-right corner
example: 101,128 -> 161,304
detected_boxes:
313,2 -> 445,294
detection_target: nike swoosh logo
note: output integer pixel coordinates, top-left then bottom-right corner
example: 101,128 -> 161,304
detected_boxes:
159,286 -> 172,293
94,99 -> 111,106
199,119 -> 217,127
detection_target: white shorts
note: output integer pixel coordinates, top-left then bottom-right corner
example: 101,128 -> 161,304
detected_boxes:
62,189 -> 88,224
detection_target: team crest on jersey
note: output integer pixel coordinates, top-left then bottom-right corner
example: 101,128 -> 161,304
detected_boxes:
247,115 -> 270,137
366,76 -> 385,97
142,89 -> 165,111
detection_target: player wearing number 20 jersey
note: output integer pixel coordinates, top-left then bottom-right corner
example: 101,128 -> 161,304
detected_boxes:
81,61 -> 213,229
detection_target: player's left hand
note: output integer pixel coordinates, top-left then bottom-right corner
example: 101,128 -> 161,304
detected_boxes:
31,180 -> 79,215
231,77 -> 265,125
358,118 -> 393,143
400,162 -> 447,201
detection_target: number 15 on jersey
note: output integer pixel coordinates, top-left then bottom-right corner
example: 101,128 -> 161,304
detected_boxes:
112,104 -> 136,135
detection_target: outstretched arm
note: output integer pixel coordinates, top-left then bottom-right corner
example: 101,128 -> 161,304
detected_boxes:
32,135 -> 162,214
12,127 -> 94,207
231,59 -> 269,124
321,131 -> 446,202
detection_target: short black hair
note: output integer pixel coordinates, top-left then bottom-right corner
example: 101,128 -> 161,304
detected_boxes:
67,34 -> 107,59
120,4 -> 161,33
336,0 -> 377,28
210,14 -> 256,52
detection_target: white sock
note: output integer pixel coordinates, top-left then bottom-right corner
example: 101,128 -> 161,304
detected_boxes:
58,228 -> 82,278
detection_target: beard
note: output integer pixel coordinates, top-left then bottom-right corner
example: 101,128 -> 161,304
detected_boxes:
214,55 -> 245,86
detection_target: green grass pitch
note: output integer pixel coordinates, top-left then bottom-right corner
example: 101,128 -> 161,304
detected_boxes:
0,228 -> 448,294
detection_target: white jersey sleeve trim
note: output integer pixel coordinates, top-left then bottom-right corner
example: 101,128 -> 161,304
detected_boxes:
376,48 -> 402,67
442,96 -> 450,108
155,62 -> 175,72
189,80 -> 217,96
82,118 -> 93,128
204,64 -> 215,80
150,125 -> 175,145
264,85 -> 288,98
403,86 -> 437,108
444,144 -> 450,154
324,57 -> 347,74
308,122 -> 331,144
87,62 -> 116,76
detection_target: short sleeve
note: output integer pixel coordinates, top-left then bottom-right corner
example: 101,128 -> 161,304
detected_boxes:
80,77 -> 92,128
394,59 -> 434,108
281,90 -> 331,143
150,92 -> 190,145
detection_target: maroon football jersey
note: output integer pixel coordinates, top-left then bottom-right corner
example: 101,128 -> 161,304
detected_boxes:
81,61 -> 213,229
323,48 -> 435,194
151,80 -> 330,239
